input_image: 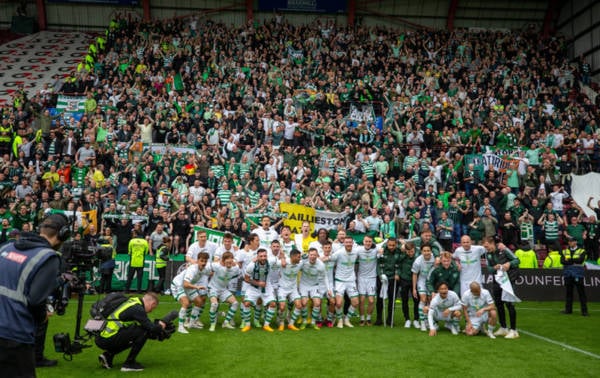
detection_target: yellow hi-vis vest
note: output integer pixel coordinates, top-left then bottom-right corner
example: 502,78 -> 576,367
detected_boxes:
100,297 -> 142,338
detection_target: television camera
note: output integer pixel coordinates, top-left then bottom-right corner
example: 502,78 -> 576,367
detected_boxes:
52,239 -> 114,359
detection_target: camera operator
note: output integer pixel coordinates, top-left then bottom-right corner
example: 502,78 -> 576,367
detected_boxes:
0,214 -> 68,377
96,292 -> 165,371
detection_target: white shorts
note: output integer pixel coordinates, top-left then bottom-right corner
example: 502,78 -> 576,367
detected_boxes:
431,310 -> 458,324
319,285 -> 333,299
277,286 -> 301,303
334,280 -> 358,298
416,279 -> 429,295
357,277 -> 377,296
244,286 -> 276,305
209,287 -> 234,303
171,284 -> 206,301
469,313 -> 489,330
299,284 -> 322,299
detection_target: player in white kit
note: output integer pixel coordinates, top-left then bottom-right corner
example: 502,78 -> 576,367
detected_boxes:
171,252 -> 211,333
453,235 -> 487,295
426,282 -> 462,336
462,281 -> 497,338
320,241 -> 336,327
207,251 -> 241,332
356,235 -> 380,326
411,243 -> 436,331
252,215 -> 282,249
241,248 -> 281,332
299,248 -> 332,330
329,236 -> 359,328
276,249 -> 304,331
186,230 -> 218,263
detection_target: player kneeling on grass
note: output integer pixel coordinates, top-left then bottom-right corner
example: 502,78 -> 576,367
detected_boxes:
299,248 -> 332,330
277,249 -> 304,331
171,252 -> 211,334
241,248 -> 281,332
207,251 -> 241,331
425,282 -> 462,336
462,281 -> 497,338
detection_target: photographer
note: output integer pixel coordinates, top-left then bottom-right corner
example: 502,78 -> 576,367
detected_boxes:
0,214 -> 67,377
96,292 -> 165,371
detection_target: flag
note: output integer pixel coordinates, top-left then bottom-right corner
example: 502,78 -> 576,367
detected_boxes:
191,226 -> 242,247
495,270 -> 521,303
56,95 -> 86,113
379,278 -> 389,299
347,103 -> 375,125
173,73 -> 184,91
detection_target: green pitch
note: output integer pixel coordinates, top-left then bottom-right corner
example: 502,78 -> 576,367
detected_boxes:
39,296 -> 598,377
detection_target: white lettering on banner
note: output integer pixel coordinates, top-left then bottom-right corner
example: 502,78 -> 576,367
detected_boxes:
279,210 -> 347,230
585,277 -> 600,287
143,261 -> 158,280
113,259 -> 158,280
515,275 -> 563,286
206,233 -> 222,245
115,260 -> 127,281
488,273 -> 600,288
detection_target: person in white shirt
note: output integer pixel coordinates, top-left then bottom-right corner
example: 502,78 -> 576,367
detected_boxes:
251,215 -> 282,249
207,251 -> 241,332
171,252 -> 211,334
426,282 -> 462,336
356,235 -> 380,326
411,243 -> 436,331
298,248 -> 331,330
549,184 -> 569,216
462,281 -> 497,338
241,249 -> 282,333
186,230 -> 218,263
278,225 -> 296,256
329,236 -> 359,328
453,235 -> 487,295
276,249 -> 304,331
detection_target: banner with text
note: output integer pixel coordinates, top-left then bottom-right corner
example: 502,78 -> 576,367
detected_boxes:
482,269 -> 600,301
191,225 -> 243,247
279,203 -> 347,234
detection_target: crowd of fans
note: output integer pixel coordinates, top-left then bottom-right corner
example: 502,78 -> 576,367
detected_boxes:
0,14 -> 599,263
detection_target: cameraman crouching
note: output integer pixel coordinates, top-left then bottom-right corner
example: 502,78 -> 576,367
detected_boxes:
96,292 -> 165,372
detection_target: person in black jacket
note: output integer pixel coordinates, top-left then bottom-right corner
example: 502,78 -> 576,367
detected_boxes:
375,238 -> 400,326
483,236 -> 521,339
96,292 -> 165,371
0,214 -> 66,377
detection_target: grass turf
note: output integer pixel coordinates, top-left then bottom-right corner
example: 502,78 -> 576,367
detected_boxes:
38,296 -> 598,377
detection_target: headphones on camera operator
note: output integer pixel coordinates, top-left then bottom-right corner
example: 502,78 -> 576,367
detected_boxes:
40,213 -> 72,242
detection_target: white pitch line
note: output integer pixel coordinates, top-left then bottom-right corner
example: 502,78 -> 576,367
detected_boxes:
519,330 -> 600,359
519,307 -> 599,312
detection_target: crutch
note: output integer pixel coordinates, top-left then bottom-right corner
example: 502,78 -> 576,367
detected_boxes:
381,276 -> 388,328
391,278 -> 398,328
